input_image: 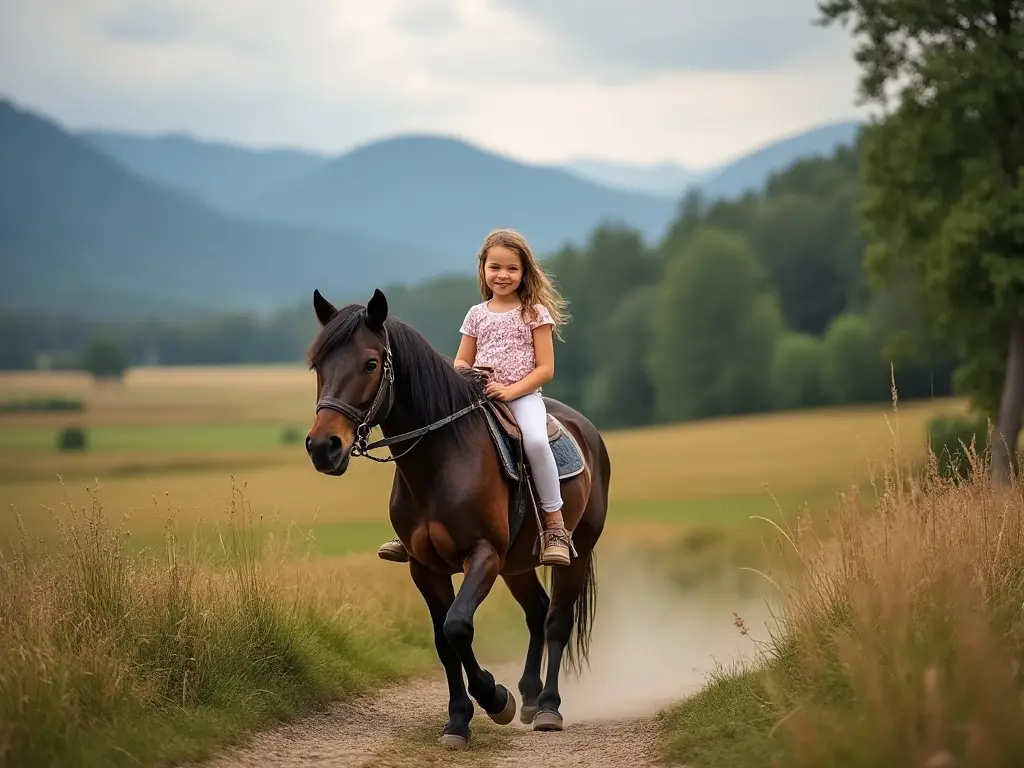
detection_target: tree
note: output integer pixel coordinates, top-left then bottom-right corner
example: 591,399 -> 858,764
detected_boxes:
770,332 -> 831,410
582,285 -> 658,428
749,191 -> 863,335
81,336 -> 128,381
544,226 -> 657,409
818,0 -> 1024,483
647,227 -> 783,421
822,312 -> 890,404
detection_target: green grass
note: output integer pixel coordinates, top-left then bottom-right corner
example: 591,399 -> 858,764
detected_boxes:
659,665 -> 783,768
0,422 -> 304,454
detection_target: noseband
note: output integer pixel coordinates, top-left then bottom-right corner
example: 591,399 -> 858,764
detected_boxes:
314,323 -> 485,463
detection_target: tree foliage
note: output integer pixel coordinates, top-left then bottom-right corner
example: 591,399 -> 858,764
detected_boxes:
818,0 -> 1024,480
648,227 -> 783,421
81,336 -> 128,381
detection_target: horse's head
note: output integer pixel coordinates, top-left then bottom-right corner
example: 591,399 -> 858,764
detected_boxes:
305,288 -> 393,476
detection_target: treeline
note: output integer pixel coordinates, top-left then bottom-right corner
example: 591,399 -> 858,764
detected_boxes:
534,144 -> 956,427
0,141 -> 958,428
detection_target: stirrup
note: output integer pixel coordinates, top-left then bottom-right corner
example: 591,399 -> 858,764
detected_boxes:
377,538 -> 410,563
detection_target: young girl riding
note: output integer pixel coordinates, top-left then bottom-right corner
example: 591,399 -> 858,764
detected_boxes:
376,227 -> 573,567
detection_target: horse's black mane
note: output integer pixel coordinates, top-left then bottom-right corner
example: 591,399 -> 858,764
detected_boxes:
307,304 -> 486,439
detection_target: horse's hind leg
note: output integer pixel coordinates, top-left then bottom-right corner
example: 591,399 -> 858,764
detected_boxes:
444,545 -> 518,726
501,570 -> 550,724
535,545 -> 598,732
409,559 -> 474,749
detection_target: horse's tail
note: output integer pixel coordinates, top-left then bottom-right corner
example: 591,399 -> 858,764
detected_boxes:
563,549 -> 598,676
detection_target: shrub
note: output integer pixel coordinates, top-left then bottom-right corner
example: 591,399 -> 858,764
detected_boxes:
0,396 -> 84,414
927,413 -> 989,480
57,426 -> 88,452
280,426 -> 302,445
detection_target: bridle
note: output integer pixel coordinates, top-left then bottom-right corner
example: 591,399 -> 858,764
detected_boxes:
314,323 -> 485,463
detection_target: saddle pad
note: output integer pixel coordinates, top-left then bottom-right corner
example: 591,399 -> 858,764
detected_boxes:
483,408 -> 586,483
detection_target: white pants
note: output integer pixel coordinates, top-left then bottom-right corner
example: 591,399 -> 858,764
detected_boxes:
507,392 -> 563,513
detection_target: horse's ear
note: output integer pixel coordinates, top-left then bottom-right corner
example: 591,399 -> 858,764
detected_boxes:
313,289 -> 337,327
366,288 -> 388,331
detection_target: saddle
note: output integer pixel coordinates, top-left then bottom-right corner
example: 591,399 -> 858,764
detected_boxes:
467,366 -> 585,553
485,397 -> 562,443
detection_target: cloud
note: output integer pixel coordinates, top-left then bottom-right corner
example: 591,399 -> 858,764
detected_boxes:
101,1 -> 193,44
0,0 -> 864,167
495,0 -> 835,77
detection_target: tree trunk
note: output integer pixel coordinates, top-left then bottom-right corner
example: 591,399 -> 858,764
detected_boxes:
991,318 -> 1024,486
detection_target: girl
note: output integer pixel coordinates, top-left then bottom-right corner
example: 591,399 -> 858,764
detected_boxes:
376,228 -> 573,567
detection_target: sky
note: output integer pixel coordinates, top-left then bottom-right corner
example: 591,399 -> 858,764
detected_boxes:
0,0 -> 868,171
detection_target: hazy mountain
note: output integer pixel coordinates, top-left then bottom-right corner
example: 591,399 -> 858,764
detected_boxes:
562,120 -> 863,199
81,130 -> 330,214
80,120 -> 863,263
0,99 -> 443,316
243,134 -> 679,258
697,121 -> 863,200
561,158 -> 702,197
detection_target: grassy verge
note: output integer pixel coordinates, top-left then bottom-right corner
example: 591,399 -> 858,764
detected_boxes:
659,430 -> 1024,766
0,484 -> 442,768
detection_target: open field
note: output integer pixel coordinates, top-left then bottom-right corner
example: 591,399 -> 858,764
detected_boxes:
0,365 -> 966,549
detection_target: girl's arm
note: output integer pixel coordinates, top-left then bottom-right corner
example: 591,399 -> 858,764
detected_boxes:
498,325 -> 555,400
453,334 -> 477,369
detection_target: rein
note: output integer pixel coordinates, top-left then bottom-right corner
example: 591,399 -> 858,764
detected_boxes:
315,324 -> 487,464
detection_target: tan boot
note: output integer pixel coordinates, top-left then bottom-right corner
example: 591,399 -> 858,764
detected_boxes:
377,538 -> 410,563
539,523 -> 572,567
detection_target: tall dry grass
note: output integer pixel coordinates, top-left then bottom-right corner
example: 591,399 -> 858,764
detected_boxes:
0,482 -> 437,768
662,409 -> 1024,767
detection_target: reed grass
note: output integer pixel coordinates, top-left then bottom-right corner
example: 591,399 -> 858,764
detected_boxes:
0,481 -> 437,768
660,402 -> 1024,767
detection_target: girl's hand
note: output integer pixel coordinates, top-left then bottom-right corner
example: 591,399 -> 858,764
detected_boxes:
485,381 -> 510,401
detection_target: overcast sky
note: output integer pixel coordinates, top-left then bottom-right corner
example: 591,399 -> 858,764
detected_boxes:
0,0 -> 866,170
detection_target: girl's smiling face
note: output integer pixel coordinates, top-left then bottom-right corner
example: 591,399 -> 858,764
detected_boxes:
483,245 -> 523,299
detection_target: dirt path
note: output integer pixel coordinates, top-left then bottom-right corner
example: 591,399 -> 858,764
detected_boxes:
200,568 -> 769,767
201,663 -> 668,768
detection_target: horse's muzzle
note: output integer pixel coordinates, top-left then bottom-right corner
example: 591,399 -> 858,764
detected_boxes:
305,433 -> 351,476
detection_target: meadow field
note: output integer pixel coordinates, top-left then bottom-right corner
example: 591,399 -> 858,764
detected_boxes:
0,365 -> 962,547
0,365 -> 975,767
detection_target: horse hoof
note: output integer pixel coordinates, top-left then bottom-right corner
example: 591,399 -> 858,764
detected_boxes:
532,710 -> 564,732
520,705 -> 538,724
439,734 -> 469,750
488,685 -> 517,726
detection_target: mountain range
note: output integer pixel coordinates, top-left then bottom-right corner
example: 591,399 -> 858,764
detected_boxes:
0,93 -> 862,317
561,121 -> 861,198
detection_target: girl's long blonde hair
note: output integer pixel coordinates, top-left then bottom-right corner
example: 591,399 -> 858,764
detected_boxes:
476,228 -> 570,337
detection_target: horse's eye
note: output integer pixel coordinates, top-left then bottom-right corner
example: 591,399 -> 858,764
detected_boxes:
364,359 -> 378,373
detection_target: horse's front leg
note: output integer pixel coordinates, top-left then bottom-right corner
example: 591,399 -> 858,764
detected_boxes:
409,559 -> 474,749
444,544 -> 518,726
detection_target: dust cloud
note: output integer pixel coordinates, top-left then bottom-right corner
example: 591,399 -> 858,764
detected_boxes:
551,557 -> 778,723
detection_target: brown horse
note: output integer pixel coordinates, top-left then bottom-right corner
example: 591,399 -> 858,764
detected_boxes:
304,288 -> 611,748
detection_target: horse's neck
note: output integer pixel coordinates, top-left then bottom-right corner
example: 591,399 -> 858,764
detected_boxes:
379,399 -> 450,483
380,369 -> 473,470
